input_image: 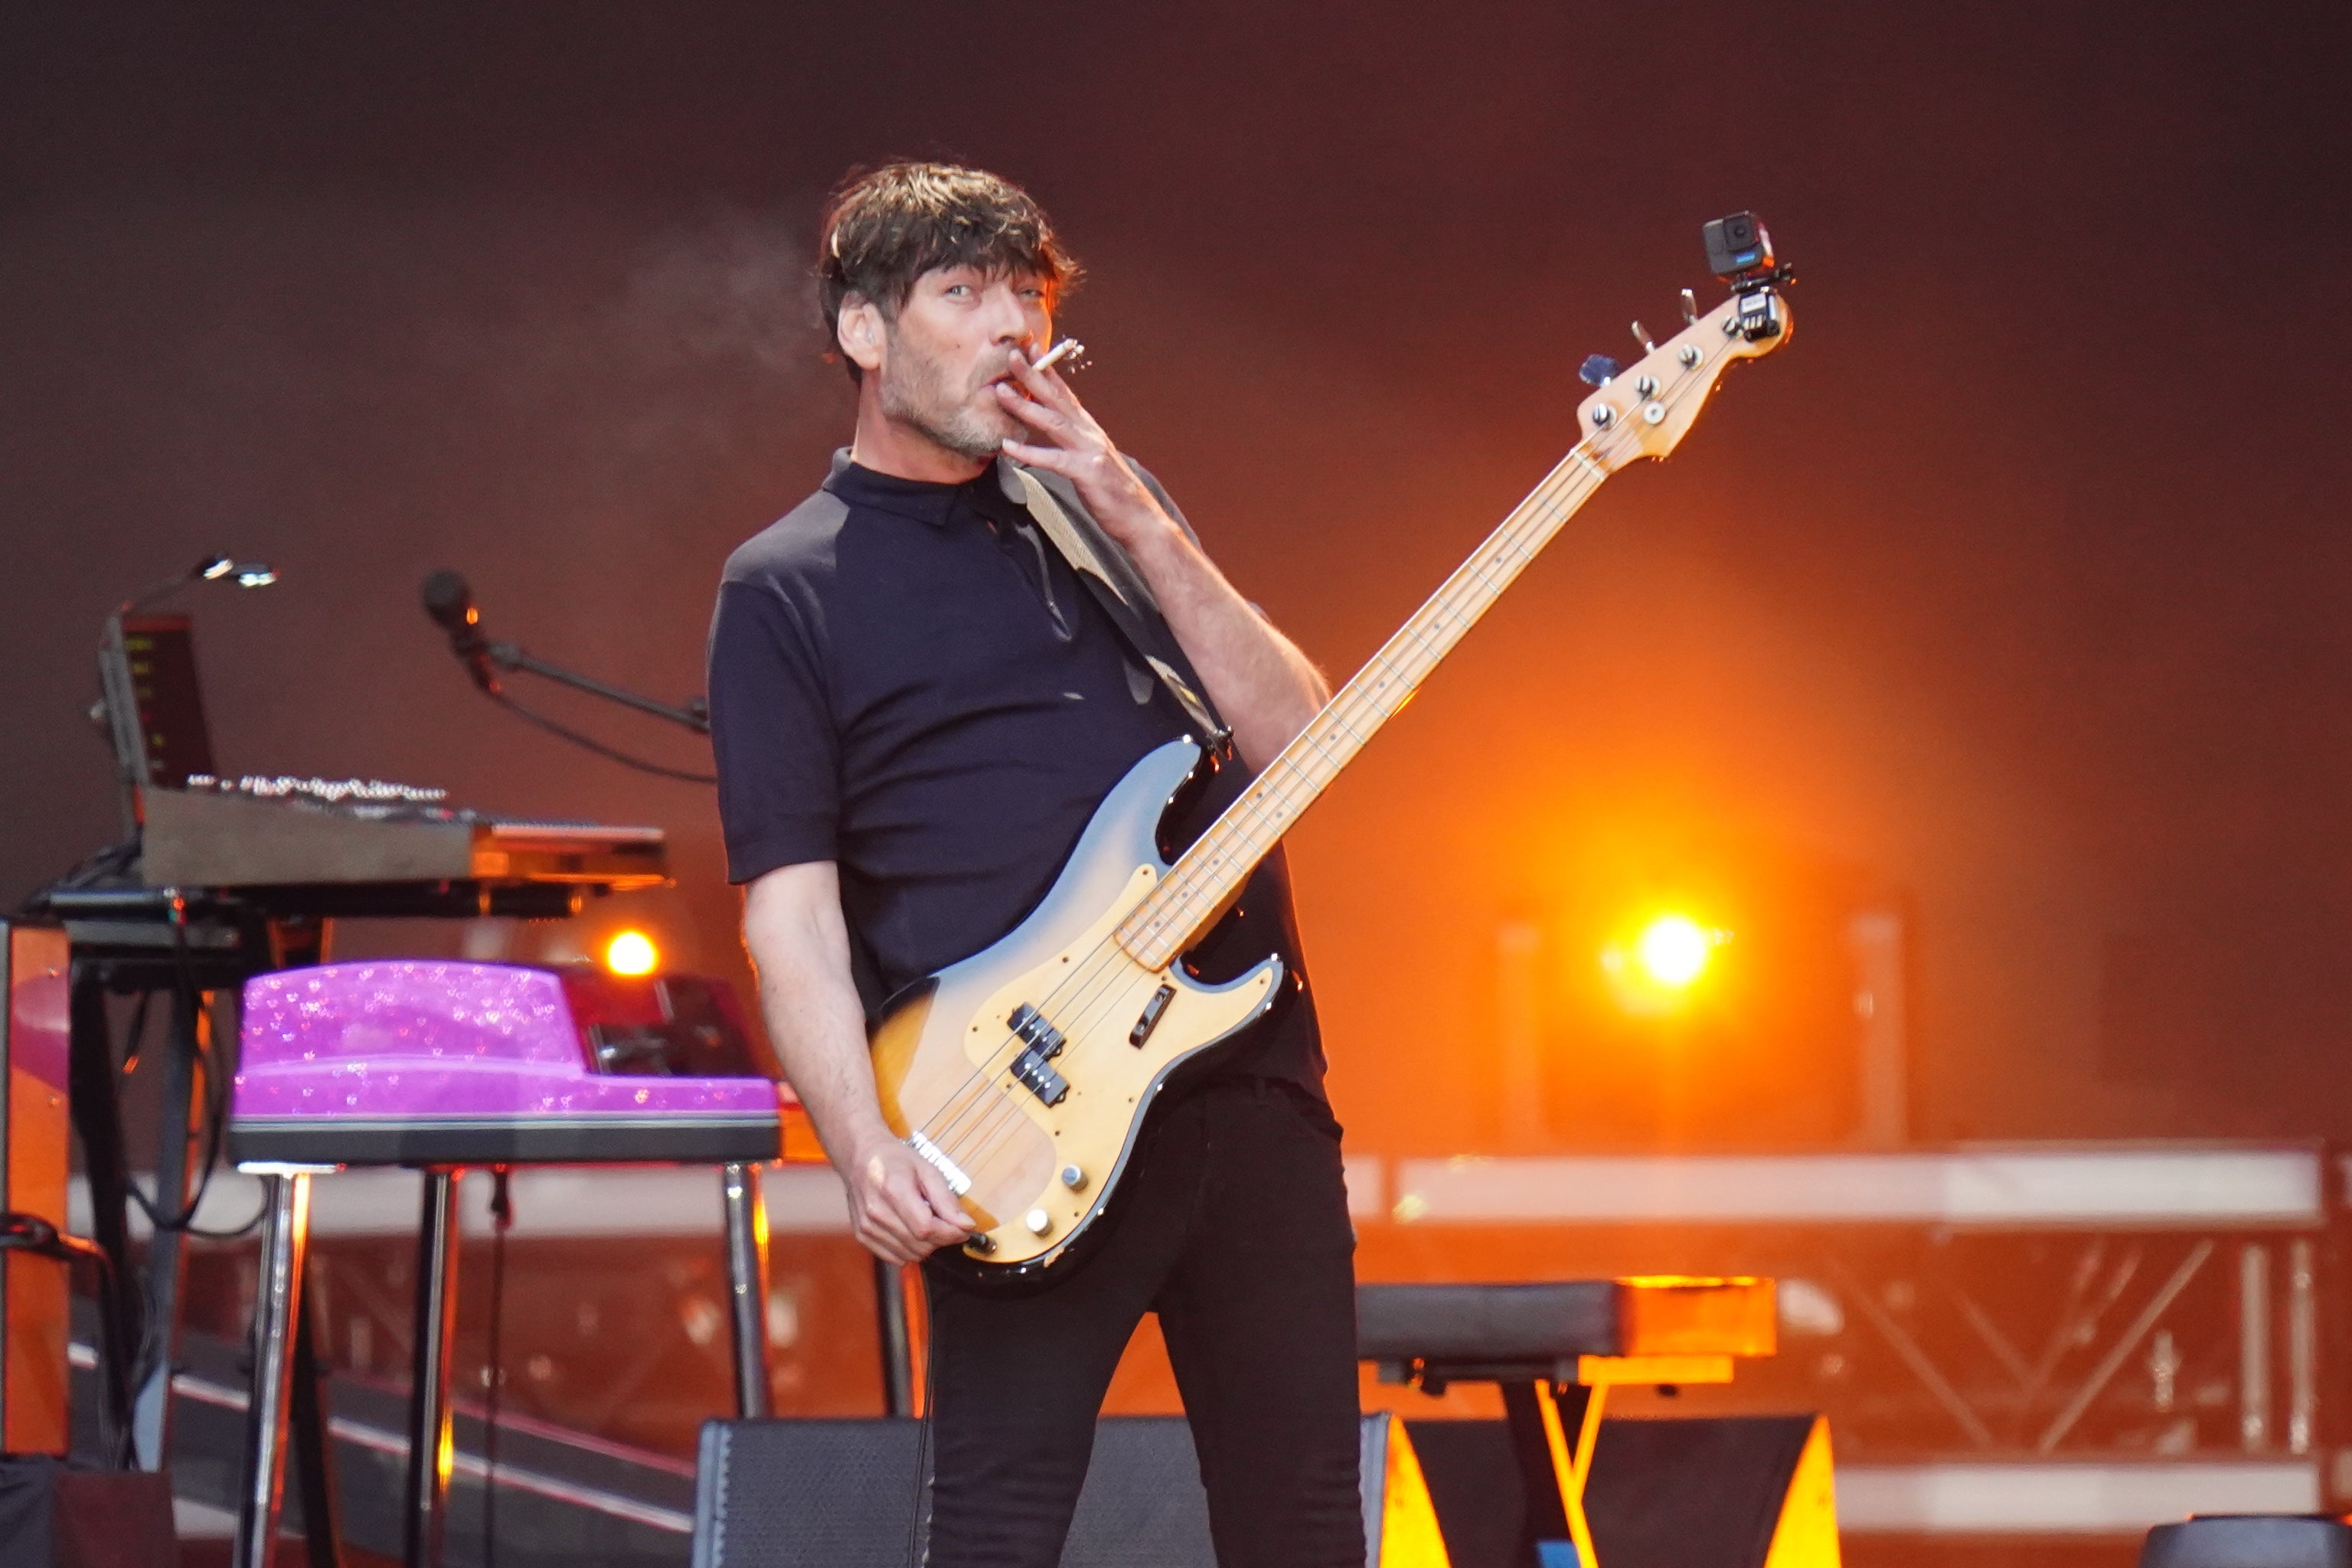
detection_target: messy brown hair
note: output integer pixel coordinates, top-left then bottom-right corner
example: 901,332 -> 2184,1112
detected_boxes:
816,162 -> 1081,379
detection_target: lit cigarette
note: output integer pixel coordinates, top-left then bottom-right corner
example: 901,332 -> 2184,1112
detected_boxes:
1032,338 -> 1086,374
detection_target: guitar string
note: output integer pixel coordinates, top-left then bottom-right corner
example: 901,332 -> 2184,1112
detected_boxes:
926,410 -> 1653,1188
1120,439 -> 1625,961
914,459 -> 1609,1175
928,415 -> 1645,1194
927,440 -> 1625,1202
923,355 -> 1724,1200
921,429 -> 1628,1184
1122,446 -> 1612,956
924,436 -> 1627,1188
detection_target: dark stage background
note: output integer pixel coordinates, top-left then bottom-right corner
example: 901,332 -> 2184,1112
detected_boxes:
4,2 -> 2348,1159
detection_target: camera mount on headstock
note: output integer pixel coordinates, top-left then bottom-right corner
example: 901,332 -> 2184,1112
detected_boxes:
1704,210 -> 1792,342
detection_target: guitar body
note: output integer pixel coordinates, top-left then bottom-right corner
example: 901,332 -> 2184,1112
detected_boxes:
867,737 -> 1282,1274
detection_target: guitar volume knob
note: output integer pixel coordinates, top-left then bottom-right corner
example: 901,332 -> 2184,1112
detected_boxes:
1025,1208 -> 1053,1236
1060,1165 -> 1087,1191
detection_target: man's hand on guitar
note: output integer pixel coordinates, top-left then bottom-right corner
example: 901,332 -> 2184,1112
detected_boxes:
845,1131 -> 974,1265
995,348 -> 1179,558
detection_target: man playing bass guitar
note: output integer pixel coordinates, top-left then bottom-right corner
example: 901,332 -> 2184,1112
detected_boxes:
707,162 -> 1364,1567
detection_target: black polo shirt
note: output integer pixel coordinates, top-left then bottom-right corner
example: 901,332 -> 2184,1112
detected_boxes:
707,452 -> 1323,1093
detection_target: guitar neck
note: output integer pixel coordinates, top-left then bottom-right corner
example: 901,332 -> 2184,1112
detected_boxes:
1116,436 -> 1621,969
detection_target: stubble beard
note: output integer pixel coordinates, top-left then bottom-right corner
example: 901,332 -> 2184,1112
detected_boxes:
879,331 -> 1018,463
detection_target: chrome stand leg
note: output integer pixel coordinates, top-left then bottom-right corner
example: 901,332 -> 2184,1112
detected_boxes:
234,1172 -> 312,1568
720,1162 -> 773,1419
403,1170 -> 462,1568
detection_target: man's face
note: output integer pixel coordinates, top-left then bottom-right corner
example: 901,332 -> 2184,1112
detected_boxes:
867,266 -> 1051,461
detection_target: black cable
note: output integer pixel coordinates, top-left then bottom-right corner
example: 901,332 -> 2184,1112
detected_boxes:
182,1182 -> 273,1241
12,836 -> 142,919
488,691 -> 718,785
3,1217 -> 134,1467
483,1167 -> 514,1568
124,917 -> 227,1236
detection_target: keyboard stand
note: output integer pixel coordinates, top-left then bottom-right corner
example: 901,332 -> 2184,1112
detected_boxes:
234,1159 -> 782,1568
53,887 -> 343,1568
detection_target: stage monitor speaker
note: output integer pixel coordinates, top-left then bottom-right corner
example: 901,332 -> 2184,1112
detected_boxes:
690,1412 -> 1448,1567
2141,1515 -> 2352,1568
1,925 -> 71,1457
1407,1413 -> 1838,1568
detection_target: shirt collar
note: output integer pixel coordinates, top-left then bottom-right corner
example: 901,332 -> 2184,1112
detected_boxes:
824,449 -> 1032,529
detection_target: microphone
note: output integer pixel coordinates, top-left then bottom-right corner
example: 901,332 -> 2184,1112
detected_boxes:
420,569 -> 499,694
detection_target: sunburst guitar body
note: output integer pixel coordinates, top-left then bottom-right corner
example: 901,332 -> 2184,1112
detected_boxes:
870,738 -> 1276,1273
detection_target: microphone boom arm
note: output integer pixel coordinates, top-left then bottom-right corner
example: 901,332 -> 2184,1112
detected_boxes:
482,641 -> 710,734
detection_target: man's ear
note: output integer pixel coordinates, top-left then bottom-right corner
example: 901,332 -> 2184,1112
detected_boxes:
838,295 -> 885,374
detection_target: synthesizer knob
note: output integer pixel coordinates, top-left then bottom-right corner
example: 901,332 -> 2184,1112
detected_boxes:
1025,1208 -> 1053,1236
1060,1165 -> 1087,1191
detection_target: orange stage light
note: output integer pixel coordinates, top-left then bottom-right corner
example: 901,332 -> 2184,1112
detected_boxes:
1598,912 -> 1728,1016
1635,914 -> 1717,988
603,929 -> 659,977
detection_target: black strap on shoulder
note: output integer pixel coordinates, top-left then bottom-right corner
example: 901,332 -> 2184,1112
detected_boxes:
1000,460 -> 1234,757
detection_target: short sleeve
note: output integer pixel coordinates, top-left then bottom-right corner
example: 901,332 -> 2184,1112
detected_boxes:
707,578 -> 840,883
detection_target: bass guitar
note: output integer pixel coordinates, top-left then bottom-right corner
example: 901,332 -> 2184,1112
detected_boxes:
871,212 -> 1795,1271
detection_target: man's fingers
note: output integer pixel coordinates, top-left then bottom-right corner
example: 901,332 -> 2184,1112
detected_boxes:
861,1202 -> 933,1265
993,381 -> 1072,434
862,1233 -> 922,1267
880,1165 -> 967,1249
851,1152 -> 937,1258
910,1160 -> 975,1235
1001,438 -> 1074,472
851,1212 -> 918,1266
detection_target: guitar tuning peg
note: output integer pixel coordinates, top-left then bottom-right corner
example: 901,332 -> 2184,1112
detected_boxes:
1681,289 -> 1699,325
1578,354 -> 1622,387
1631,320 -> 1656,353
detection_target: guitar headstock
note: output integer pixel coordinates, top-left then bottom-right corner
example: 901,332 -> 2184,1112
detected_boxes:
1576,211 -> 1793,471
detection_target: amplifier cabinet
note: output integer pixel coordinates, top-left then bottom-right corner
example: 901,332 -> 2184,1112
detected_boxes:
690,1413 -> 1448,1566
2,924 -> 70,1455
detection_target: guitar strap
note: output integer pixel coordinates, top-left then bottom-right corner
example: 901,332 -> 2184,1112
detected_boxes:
1001,460 -> 1235,757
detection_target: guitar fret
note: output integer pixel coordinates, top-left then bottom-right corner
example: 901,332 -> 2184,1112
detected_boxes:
1125,446 -> 1616,965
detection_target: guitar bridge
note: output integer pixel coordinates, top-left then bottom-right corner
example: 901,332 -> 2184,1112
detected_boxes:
906,1130 -> 974,1196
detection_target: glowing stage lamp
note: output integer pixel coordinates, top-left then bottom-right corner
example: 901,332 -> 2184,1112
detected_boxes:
1599,913 -> 1728,1016
1636,914 -> 1716,988
603,929 -> 659,977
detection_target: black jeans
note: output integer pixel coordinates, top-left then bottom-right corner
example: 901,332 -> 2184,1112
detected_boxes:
920,1078 -> 1365,1568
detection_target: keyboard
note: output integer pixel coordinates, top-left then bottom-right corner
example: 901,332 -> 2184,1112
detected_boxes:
138,783 -> 668,892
